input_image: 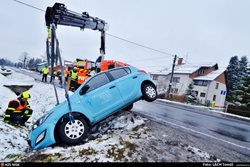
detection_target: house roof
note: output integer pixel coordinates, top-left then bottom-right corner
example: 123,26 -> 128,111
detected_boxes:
150,62 -> 217,75
193,68 -> 226,81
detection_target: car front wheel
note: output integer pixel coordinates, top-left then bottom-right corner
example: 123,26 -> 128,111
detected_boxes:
142,83 -> 157,102
59,116 -> 88,145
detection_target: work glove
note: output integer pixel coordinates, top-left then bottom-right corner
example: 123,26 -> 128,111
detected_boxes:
21,108 -> 33,115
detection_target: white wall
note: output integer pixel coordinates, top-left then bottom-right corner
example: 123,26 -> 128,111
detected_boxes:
193,84 -> 208,105
206,81 -> 227,107
172,74 -> 192,95
193,81 -> 226,107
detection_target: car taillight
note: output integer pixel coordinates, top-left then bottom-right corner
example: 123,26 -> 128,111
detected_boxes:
138,70 -> 147,74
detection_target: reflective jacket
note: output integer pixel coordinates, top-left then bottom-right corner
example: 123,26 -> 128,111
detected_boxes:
70,70 -> 78,81
42,67 -> 49,74
6,99 -> 30,113
77,70 -> 88,84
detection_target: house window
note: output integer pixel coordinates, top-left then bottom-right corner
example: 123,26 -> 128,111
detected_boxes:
173,77 -> 180,83
200,93 -> 206,97
152,75 -> 158,80
198,68 -> 205,76
193,80 -> 208,86
213,95 -> 216,101
191,91 -> 198,97
171,88 -> 178,94
215,83 -> 219,89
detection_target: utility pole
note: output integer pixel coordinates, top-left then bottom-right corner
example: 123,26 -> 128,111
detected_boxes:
165,54 -> 177,99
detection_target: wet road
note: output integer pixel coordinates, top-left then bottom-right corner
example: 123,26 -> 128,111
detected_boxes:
133,100 -> 250,156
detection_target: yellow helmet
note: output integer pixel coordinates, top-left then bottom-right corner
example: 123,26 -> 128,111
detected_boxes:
20,91 -> 31,99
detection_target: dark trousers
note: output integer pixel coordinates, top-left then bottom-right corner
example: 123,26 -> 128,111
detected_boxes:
70,80 -> 78,92
42,74 -> 48,82
50,76 -> 55,83
4,109 -> 33,125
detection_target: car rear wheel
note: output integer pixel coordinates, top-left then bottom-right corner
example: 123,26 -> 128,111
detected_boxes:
123,103 -> 133,111
59,116 -> 88,145
142,83 -> 157,102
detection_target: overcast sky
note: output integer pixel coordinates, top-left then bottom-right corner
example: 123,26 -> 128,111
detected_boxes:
1,0 -> 250,72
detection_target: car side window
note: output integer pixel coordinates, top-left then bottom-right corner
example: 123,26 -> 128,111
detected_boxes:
108,68 -> 129,80
86,73 -> 110,93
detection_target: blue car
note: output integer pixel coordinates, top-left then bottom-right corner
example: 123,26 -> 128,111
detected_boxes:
29,66 -> 157,150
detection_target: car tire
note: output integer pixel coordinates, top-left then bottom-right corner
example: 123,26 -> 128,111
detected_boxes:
59,116 -> 88,145
142,83 -> 157,102
123,103 -> 133,111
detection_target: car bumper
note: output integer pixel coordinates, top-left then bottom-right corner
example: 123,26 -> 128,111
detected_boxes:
29,123 -> 56,150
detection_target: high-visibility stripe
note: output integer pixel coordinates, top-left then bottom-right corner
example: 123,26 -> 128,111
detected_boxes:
13,110 -> 22,113
25,115 -> 32,117
4,115 -> 11,117
7,107 -> 15,111
5,120 -> 10,123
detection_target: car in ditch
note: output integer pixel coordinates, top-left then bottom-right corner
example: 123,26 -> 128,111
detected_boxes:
29,66 -> 157,150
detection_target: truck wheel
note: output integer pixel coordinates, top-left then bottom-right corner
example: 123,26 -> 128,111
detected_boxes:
142,83 -> 157,102
59,116 -> 88,145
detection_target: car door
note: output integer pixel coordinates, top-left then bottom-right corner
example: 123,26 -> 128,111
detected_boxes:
107,67 -> 139,103
79,73 -> 123,121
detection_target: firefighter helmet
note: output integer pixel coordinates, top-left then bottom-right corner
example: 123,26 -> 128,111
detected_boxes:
20,91 -> 31,99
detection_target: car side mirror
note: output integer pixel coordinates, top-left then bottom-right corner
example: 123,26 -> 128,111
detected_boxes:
79,85 -> 90,95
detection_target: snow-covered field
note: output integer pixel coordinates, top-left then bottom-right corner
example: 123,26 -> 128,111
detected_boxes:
0,68 -> 223,162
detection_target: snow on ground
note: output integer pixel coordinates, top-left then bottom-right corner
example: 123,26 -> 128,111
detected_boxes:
0,68 -> 222,162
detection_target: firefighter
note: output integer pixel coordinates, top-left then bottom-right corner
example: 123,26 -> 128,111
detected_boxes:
50,70 -> 57,83
42,65 -> 49,82
64,69 -> 70,82
89,68 -> 96,77
69,67 -> 78,91
56,70 -> 63,87
77,69 -> 87,89
4,91 -> 33,126
65,65 -> 73,82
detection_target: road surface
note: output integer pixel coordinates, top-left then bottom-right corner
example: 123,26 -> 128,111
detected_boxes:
133,100 -> 250,161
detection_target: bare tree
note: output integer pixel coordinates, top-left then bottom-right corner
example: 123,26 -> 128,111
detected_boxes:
18,52 -> 29,69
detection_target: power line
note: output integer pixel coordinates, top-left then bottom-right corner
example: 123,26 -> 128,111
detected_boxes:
125,55 -> 172,63
13,0 -> 45,12
106,33 -> 174,57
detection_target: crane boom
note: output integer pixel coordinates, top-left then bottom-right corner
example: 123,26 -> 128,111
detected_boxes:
45,3 -> 108,32
45,3 -> 108,113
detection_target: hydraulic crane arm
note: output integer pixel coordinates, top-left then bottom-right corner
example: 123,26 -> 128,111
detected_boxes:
45,3 -> 108,32
45,3 -> 108,112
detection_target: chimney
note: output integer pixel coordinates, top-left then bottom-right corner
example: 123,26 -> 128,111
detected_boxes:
177,58 -> 183,65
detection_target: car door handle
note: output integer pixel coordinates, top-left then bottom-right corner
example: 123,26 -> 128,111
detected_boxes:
109,85 -> 116,89
133,76 -> 138,79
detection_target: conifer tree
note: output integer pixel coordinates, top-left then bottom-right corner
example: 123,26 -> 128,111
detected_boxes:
237,65 -> 250,108
238,56 -> 248,85
226,56 -> 240,102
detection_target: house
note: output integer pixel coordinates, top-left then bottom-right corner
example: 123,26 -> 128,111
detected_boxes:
150,62 -> 227,107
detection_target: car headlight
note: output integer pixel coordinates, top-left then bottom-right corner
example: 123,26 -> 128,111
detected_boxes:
32,112 -> 52,130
